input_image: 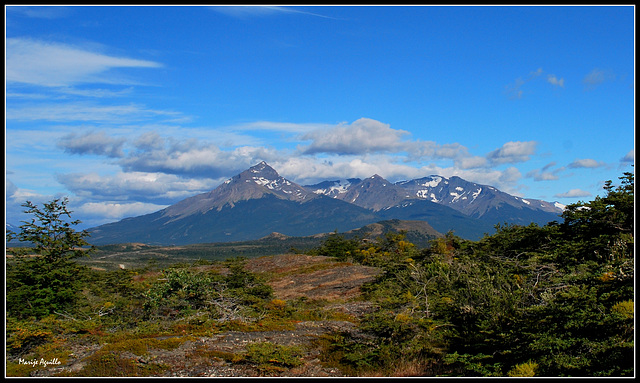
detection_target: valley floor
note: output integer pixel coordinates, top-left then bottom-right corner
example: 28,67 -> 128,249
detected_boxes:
8,254 -> 384,378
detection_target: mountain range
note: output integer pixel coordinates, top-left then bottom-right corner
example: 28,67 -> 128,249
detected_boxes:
86,162 -> 564,245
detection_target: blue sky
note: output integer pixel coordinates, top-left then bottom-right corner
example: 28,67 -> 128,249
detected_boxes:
5,5 -> 635,229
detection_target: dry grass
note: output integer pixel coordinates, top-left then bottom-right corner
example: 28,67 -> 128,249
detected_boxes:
245,254 -> 380,301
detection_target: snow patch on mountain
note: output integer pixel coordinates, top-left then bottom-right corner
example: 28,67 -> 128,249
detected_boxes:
421,177 -> 442,188
554,201 -> 567,210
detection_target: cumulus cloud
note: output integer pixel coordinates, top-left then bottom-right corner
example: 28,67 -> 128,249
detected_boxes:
120,133 -> 280,178
277,157 -> 387,185
44,119 -> 540,199
133,131 -> 166,151
56,171 -> 218,204
58,131 -> 126,158
568,158 -> 606,169
273,154 -> 524,196
6,38 -> 162,87
76,201 -> 169,221
555,189 -> 592,198
301,118 -> 411,155
299,118 -> 474,164
455,155 -> 488,170
487,141 -> 537,165
26,118 -> 556,223
528,170 -> 559,181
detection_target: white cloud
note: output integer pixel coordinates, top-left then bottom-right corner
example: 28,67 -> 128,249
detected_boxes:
568,158 -> 606,168
487,141 -> 537,165
56,171 -> 218,204
210,6 -> 295,18
58,131 -> 126,158
57,86 -> 136,98
526,161 -> 566,181
274,154 -> 524,196
6,5 -> 71,19
555,189 -> 592,198
301,118 -> 410,155
277,157 -> 387,184
6,38 -> 161,87
232,120 -> 330,134
119,133 -> 281,178
7,102 -> 184,123
455,155 -> 488,169
210,5 -> 336,19
76,201 -> 169,221
527,169 -> 559,181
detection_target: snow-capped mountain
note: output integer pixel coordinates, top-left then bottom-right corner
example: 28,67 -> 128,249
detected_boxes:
395,175 -> 563,220
87,162 -> 564,246
308,174 -> 564,227
162,161 -> 316,220
88,162 -> 380,245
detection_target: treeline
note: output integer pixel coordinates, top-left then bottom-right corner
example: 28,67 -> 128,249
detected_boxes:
309,172 -> 634,377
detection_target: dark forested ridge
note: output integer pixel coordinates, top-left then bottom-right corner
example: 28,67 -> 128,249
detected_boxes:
5,172 -> 634,377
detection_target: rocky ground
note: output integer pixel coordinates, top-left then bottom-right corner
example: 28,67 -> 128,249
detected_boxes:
28,254 -> 382,377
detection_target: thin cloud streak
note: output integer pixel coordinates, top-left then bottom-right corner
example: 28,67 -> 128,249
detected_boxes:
6,38 -> 162,87
568,158 -> 607,169
7,102 -> 184,123
555,189 -> 592,198
209,5 -> 341,20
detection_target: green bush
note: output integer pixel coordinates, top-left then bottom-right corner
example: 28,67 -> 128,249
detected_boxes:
143,259 -> 273,322
244,342 -> 304,373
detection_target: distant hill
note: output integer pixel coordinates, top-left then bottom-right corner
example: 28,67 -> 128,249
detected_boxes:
344,219 -> 442,248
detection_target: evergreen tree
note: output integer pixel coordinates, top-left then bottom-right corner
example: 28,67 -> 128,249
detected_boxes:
6,198 -> 94,319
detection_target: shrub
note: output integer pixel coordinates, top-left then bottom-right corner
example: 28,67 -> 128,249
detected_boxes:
244,342 -> 304,373
507,361 -> 538,377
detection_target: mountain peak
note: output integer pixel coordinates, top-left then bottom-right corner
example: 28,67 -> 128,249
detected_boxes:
246,161 -> 279,179
162,162 -> 313,219
365,174 -> 391,185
